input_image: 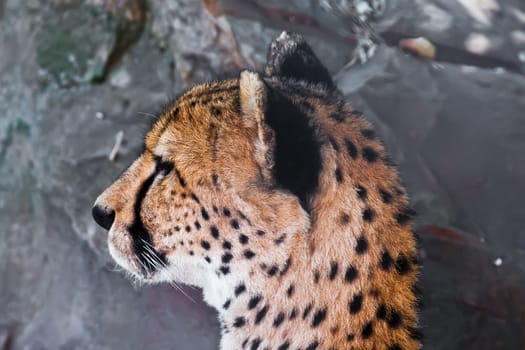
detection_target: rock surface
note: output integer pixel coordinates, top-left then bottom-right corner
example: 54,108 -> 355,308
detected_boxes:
1,0 -> 524,349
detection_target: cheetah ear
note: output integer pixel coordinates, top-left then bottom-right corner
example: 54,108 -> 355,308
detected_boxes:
239,70 -> 322,212
239,70 -> 275,182
265,31 -> 335,90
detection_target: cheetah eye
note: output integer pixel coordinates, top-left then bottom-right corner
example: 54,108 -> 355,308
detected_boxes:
154,156 -> 173,177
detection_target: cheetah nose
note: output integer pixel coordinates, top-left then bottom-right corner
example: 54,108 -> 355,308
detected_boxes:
92,204 -> 115,230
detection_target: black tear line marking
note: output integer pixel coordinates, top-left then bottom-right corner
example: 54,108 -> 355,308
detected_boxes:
129,171 -> 166,274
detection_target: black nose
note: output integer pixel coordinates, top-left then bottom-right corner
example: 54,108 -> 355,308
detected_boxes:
92,204 -> 115,230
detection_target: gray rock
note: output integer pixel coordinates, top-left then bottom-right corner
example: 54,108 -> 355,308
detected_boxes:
1,0 -> 524,349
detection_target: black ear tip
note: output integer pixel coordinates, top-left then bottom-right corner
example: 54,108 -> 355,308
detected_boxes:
275,31 -> 305,45
265,32 -> 335,90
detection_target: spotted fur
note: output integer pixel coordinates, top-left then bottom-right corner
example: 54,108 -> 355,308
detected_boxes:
93,31 -> 421,350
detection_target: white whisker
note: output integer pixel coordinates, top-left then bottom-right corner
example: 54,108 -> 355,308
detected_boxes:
137,111 -> 158,119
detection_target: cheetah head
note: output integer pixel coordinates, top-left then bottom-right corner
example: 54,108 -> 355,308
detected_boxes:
92,33 -> 335,297
92,33 -> 333,306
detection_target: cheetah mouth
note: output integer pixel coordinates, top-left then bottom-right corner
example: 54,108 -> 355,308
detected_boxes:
106,226 -> 167,281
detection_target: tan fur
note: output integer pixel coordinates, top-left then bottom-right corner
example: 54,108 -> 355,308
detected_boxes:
94,70 -> 420,350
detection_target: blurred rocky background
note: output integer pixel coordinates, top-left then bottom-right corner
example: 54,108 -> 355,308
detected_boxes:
1,0 -> 525,349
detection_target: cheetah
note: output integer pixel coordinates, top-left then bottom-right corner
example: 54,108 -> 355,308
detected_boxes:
93,32 -> 421,350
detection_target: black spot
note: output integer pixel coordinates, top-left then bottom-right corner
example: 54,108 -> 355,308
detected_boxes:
387,310 -> 402,328
239,234 -> 249,244
233,316 -> 246,328
204,256 -> 211,263
255,305 -> 269,324
286,284 -> 294,297
190,193 -> 200,204
223,299 -> 231,309
223,241 -> 232,250
345,266 -> 358,283
379,188 -> 393,204
211,106 -> 221,116
362,147 -> 379,162
376,304 -> 387,319
219,266 -> 230,275
356,185 -> 367,199
248,295 -> 262,310
242,338 -> 249,348
277,341 -> 290,350
222,253 -> 234,264
361,322 -> 374,339
194,221 -> 201,230
212,205 -> 219,214
355,236 -> 368,254
244,250 -> 256,259
335,167 -> 343,183
313,271 -> 320,283
305,341 -> 319,350
389,345 -> 402,350
328,136 -> 339,152
361,129 -> 375,139
345,138 -> 358,159
329,112 -> 345,122
340,212 -> 350,224
274,233 -> 286,245
362,208 -> 375,222
346,333 -> 355,342
381,250 -> 393,270
264,88 -> 322,212
185,225 -> 191,233
280,258 -> 291,276
189,251 -> 194,256
273,312 -> 285,327
348,293 -> 363,314
211,174 -> 219,187
395,255 -> 412,275
251,338 -> 262,350
395,207 -> 416,225
329,262 -> 338,280
289,308 -> 297,319
235,283 -> 246,296
302,303 -> 313,319
268,265 -> 278,276
311,308 -> 327,327
201,207 -> 210,221
210,226 -> 220,239
201,240 -> 210,250
256,230 -> 266,236
223,208 -> 231,217
231,219 -> 240,229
